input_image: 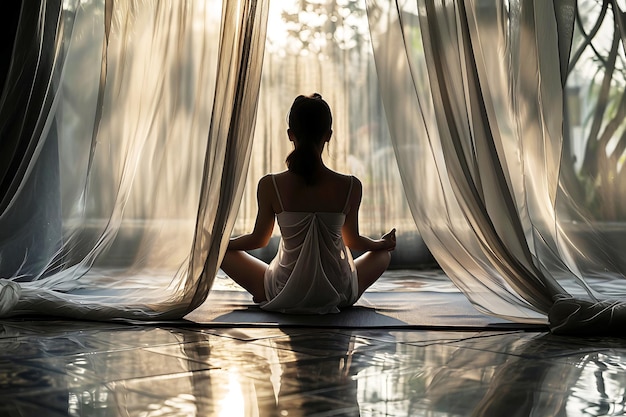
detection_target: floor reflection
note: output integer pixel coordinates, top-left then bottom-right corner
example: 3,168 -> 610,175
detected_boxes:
1,320 -> 626,416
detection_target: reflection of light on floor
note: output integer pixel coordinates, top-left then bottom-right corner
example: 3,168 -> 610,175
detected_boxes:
218,370 -> 245,417
567,353 -> 626,416
356,353 -> 397,414
135,394 -> 198,417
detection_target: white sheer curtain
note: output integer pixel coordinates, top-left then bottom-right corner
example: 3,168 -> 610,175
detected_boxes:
0,0 -> 268,319
367,0 -> 626,333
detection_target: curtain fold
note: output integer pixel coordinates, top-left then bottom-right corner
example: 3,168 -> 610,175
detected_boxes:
0,1 -> 66,282
367,0 -> 626,333
0,0 -> 268,320
0,1 -> 63,214
367,0 -> 551,323
185,0 -> 269,314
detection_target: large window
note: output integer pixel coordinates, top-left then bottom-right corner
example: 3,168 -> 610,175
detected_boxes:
233,0 -> 417,242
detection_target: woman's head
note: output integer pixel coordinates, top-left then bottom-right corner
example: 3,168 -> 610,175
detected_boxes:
288,93 -> 332,143
286,93 -> 332,185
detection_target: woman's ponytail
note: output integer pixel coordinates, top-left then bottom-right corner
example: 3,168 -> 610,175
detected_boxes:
286,141 -> 317,185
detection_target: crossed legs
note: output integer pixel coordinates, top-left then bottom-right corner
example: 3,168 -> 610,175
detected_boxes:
354,250 -> 392,298
220,250 -> 268,303
222,248 -> 391,303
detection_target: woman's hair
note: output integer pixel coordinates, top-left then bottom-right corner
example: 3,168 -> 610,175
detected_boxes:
285,93 -> 332,185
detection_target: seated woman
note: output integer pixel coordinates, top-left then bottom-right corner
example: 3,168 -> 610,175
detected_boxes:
221,93 -> 396,314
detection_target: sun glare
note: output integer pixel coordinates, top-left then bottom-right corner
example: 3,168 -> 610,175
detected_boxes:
218,371 -> 247,417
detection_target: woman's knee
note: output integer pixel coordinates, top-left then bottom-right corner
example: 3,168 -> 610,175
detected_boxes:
373,250 -> 392,269
355,250 -> 391,269
221,249 -> 241,272
382,249 -> 392,264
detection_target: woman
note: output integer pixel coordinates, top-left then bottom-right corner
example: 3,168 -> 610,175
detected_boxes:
221,93 -> 396,313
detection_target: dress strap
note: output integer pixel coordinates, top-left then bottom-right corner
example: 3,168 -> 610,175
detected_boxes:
342,176 -> 354,214
271,174 -> 285,212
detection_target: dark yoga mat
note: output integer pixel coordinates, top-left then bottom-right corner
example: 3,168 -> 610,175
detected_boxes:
184,270 -> 548,331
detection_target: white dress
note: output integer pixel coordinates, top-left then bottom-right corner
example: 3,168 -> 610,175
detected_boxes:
262,175 -> 359,314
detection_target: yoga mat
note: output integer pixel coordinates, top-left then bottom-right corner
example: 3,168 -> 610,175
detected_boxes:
185,270 -> 548,330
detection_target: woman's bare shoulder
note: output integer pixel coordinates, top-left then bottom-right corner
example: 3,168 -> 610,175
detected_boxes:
257,174 -> 283,213
268,170 -> 290,182
335,172 -> 362,191
259,171 -> 288,183
257,174 -> 272,187
326,169 -> 358,182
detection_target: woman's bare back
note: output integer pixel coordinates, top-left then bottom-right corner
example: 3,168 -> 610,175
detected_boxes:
272,169 -> 353,214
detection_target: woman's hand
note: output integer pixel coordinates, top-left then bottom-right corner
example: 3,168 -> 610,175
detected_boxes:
381,228 -> 396,251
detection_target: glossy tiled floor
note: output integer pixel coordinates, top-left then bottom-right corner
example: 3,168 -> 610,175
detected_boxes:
1,317 -> 626,416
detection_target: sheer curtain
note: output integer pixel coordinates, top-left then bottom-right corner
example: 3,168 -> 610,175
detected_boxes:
367,0 -> 626,333
0,0 -> 268,319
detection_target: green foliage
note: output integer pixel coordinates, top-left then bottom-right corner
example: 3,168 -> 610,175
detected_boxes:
272,0 -> 369,56
567,0 -> 626,220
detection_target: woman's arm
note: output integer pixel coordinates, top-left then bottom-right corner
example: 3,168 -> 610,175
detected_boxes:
228,176 -> 276,251
342,178 -> 396,252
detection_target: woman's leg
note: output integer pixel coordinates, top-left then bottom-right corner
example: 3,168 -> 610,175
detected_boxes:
354,250 -> 391,298
221,250 -> 268,302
